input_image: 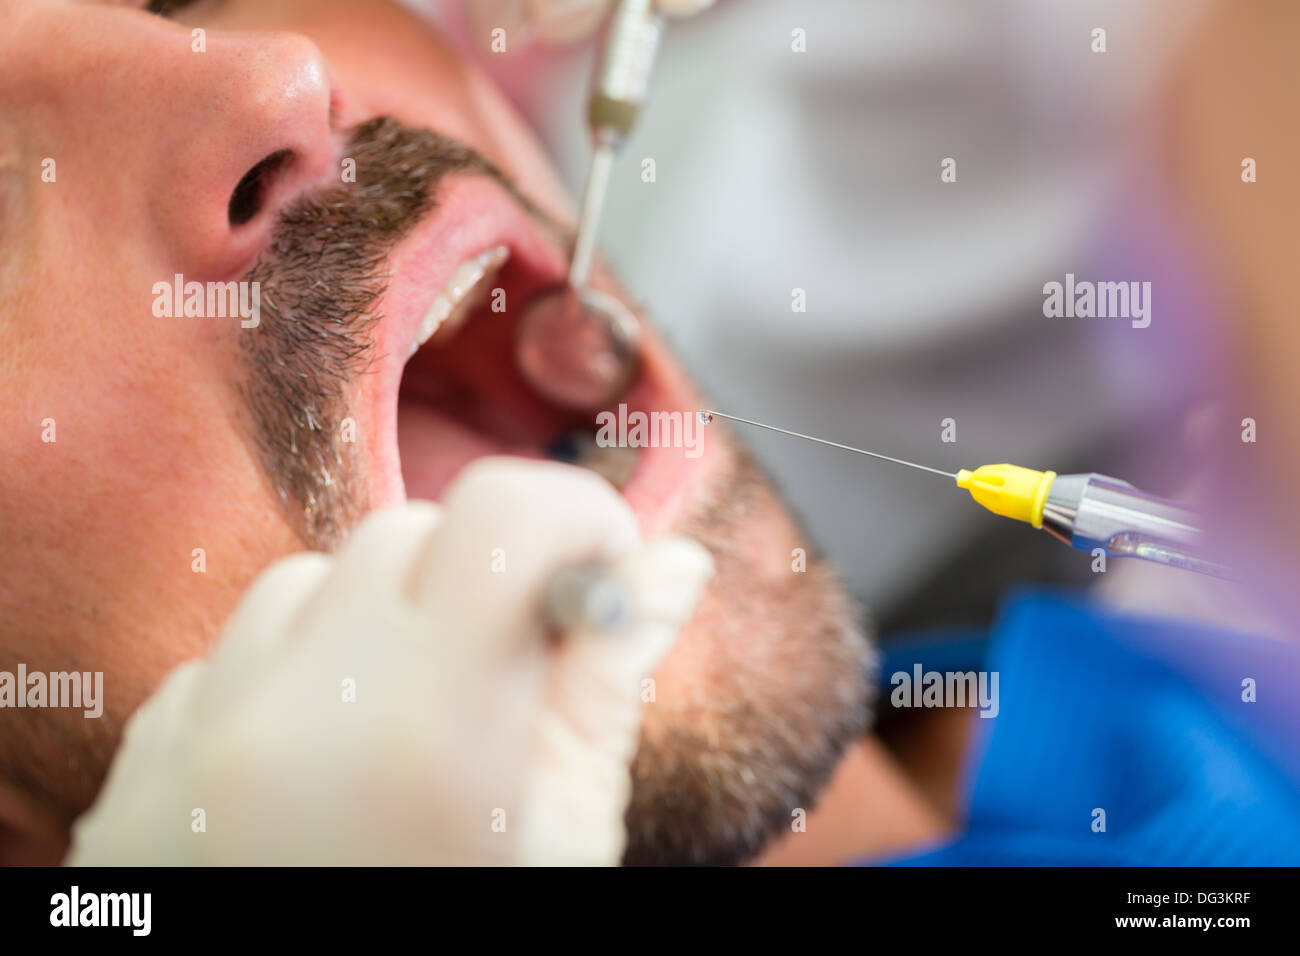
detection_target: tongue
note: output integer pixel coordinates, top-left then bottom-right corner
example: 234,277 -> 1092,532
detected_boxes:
397,398 -> 544,501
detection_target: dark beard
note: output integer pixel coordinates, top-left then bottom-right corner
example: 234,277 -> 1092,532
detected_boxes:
621,453 -> 876,866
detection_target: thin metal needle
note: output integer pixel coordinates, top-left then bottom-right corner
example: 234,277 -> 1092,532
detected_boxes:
701,409 -> 959,479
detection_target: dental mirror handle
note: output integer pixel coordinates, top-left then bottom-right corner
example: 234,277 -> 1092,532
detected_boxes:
569,0 -> 664,289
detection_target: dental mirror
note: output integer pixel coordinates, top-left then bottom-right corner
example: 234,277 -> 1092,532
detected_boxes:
514,286 -> 641,411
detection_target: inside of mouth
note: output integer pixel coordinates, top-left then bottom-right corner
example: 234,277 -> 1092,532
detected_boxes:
395,254 -> 640,501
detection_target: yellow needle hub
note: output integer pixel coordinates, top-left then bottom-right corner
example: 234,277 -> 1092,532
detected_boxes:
956,464 -> 1057,529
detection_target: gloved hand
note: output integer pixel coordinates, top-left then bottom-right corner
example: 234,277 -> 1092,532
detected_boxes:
66,458 -> 712,865
466,0 -> 716,48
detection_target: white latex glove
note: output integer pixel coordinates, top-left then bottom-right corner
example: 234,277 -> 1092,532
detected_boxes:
66,458 -> 712,866
466,0 -> 716,48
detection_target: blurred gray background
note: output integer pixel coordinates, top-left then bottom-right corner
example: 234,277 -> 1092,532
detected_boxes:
435,0 -> 1233,634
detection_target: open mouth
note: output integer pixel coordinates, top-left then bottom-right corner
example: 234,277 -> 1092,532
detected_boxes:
397,240 -> 639,498
363,175 -> 717,534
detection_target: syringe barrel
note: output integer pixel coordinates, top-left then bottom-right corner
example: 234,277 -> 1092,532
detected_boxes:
1042,473 -> 1232,577
588,0 -> 664,141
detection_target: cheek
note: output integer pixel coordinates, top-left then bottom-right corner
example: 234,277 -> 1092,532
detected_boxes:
0,277 -> 304,662
3,345 -> 281,560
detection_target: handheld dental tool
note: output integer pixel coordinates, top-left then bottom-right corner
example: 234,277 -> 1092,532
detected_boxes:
700,409 -> 1232,579
515,0 -> 662,410
543,561 -> 630,635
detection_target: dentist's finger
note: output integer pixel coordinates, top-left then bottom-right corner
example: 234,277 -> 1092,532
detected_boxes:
406,457 -> 640,670
548,535 -> 713,751
320,500 -> 444,603
515,536 -> 711,865
192,552 -> 334,719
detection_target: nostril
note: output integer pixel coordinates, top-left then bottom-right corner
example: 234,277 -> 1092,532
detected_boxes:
228,150 -> 293,227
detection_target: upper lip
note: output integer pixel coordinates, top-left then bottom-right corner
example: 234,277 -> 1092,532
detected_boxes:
378,176 -> 570,364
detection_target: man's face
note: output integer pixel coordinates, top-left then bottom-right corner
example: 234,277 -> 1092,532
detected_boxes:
0,0 -> 871,865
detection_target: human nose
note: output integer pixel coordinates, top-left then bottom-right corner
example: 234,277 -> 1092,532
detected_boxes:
14,8 -> 339,277
146,29 -> 340,275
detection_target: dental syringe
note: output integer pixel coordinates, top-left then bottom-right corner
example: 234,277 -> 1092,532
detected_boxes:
700,409 -> 1233,579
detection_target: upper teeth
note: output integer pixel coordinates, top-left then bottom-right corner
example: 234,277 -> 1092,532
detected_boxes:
413,245 -> 509,350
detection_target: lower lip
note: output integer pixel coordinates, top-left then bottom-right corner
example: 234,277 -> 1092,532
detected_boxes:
614,375 -> 726,537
